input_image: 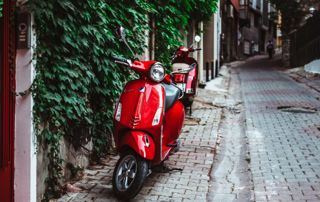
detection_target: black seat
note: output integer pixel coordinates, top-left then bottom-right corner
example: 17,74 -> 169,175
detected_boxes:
163,84 -> 181,111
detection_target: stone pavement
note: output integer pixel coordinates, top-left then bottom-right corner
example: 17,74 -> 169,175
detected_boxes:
57,88 -> 225,201
239,55 -> 320,201
208,65 -> 254,202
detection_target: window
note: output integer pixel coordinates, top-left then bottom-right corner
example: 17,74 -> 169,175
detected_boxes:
254,14 -> 260,27
256,0 -> 261,9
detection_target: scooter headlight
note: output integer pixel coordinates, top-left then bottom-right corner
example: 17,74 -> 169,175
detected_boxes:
115,102 -> 122,122
149,62 -> 165,82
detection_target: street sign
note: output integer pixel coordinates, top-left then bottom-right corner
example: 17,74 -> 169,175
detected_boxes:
17,12 -> 31,49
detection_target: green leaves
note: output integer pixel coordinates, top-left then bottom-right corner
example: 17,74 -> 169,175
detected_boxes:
0,0 -> 2,18
149,0 -> 218,66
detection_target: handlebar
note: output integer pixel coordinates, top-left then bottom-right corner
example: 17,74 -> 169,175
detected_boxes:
111,55 -> 127,63
111,55 -> 132,66
190,48 -> 202,52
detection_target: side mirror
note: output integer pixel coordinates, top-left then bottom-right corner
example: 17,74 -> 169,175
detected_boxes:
117,26 -> 126,41
116,26 -> 136,58
194,35 -> 201,43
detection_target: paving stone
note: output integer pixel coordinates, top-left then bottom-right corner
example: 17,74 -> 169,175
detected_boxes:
239,57 -> 320,202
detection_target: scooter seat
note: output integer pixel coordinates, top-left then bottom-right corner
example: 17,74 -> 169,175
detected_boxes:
172,63 -> 196,73
163,84 -> 181,111
172,63 -> 190,71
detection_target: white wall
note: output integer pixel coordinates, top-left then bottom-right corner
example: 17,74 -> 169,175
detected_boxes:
14,13 -> 36,202
214,3 -> 222,68
199,22 -> 204,83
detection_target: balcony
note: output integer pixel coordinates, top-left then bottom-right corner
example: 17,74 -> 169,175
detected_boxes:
239,5 -> 250,27
240,6 -> 249,19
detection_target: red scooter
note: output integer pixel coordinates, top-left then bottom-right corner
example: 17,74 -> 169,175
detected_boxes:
111,27 -> 185,200
171,35 -> 201,114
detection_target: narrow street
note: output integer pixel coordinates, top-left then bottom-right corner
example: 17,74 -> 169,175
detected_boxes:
58,54 -> 320,202
239,55 -> 320,201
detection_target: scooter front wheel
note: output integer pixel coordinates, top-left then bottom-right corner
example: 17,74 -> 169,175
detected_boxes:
112,150 -> 149,200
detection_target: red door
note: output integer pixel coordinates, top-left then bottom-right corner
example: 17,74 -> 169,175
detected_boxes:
0,0 -> 15,202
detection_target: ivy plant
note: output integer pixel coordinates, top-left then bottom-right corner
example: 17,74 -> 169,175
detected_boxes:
0,0 -> 3,17
30,0 -> 218,200
149,0 -> 218,66
31,0 -> 149,200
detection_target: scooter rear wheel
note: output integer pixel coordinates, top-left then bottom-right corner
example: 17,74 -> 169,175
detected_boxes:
112,150 -> 148,200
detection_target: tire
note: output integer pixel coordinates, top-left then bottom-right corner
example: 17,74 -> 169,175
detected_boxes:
112,150 -> 149,200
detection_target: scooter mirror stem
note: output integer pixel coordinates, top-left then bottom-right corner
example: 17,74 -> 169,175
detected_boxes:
117,26 -> 137,60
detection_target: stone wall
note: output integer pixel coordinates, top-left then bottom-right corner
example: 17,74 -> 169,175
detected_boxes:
36,138 -> 92,201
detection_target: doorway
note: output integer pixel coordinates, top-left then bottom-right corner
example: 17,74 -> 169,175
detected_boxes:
0,1 -> 15,201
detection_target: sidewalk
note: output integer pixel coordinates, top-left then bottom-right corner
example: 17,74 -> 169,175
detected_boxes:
284,66 -> 320,96
57,67 -> 230,202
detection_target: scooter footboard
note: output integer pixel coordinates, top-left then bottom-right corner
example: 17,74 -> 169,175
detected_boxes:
119,131 -> 155,160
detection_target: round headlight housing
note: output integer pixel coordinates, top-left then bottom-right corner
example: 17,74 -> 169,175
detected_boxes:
149,62 -> 165,82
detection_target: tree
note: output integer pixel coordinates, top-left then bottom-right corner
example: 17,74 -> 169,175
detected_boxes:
269,0 -> 318,35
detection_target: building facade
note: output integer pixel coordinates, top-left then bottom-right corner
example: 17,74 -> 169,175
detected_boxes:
0,0 -> 16,200
221,0 -> 240,62
1,0 -> 37,201
239,0 -> 276,57
203,2 -> 222,81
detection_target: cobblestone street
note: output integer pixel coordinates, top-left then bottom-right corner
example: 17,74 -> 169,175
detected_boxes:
240,55 -> 320,201
57,55 -> 320,202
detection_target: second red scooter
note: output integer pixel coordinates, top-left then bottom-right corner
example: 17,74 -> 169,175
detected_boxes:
171,35 -> 201,114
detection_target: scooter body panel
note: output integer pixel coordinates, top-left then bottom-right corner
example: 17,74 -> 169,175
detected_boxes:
185,62 -> 198,96
118,131 -> 156,160
161,101 -> 185,158
115,79 -> 164,131
172,56 -> 198,105
114,79 -> 184,165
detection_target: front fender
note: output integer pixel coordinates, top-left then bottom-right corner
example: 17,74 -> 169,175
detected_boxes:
119,131 -> 155,160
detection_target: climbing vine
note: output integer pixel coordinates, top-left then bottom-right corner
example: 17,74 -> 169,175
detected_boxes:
30,0 -> 218,200
0,0 -> 3,17
151,0 -> 218,65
